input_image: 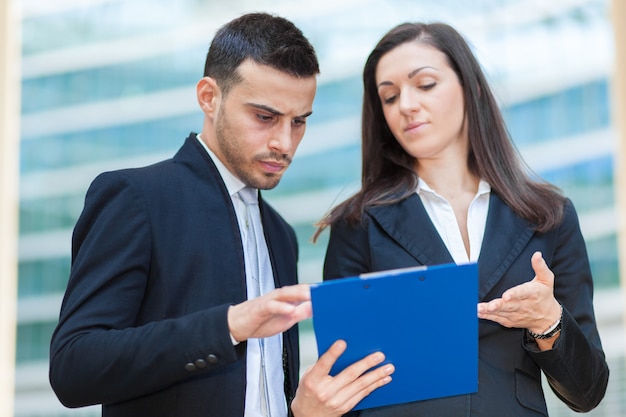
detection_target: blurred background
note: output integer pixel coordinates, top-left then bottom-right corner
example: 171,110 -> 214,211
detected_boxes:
1,0 -> 625,416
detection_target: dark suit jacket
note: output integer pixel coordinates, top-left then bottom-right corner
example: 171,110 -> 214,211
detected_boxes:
323,192 -> 608,417
49,133 -> 301,416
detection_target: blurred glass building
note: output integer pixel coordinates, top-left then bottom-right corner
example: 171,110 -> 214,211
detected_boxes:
15,0 -> 624,416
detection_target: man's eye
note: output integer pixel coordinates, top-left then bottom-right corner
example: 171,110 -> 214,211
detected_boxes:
257,114 -> 273,122
293,118 -> 306,126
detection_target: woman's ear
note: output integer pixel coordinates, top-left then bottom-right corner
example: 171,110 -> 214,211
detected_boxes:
196,76 -> 221,115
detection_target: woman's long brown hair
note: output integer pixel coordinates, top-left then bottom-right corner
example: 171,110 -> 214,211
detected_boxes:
313,22 -> 565,242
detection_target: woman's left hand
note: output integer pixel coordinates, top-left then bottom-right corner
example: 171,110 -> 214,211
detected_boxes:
477,251 -> 561,337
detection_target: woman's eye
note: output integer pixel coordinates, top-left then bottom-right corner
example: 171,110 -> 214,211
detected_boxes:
383,95 -> 397,104
420,82 -> 436,91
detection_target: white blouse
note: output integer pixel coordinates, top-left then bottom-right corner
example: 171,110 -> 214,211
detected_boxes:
416,178 -> 491,264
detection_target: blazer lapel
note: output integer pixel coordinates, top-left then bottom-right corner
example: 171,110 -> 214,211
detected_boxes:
368,192 -> 536,302
477,193 -> 535,300
258,193 -> 299,290
174,134 -> 248,300
367,193 -> 454,266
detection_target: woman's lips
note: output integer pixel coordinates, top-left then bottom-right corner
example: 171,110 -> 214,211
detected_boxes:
405,121 -> 427,132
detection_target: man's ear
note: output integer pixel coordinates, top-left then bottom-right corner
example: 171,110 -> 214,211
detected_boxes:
197,76 -> 221,115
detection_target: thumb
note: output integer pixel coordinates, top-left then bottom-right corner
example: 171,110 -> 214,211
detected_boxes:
531,251 -> 554,288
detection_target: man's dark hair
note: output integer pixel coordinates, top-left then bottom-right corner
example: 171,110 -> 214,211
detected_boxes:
204,12 -> 320,95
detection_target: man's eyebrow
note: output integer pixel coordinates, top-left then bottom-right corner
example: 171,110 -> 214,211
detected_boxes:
249,103 -> 283,116
297,111 -> 313,119
249,103 -> 313,119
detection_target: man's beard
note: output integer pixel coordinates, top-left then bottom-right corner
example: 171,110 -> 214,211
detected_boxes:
214,110 -> 290,190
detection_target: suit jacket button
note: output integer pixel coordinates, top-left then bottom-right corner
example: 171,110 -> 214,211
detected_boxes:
195,359 -> 207,368
184,362 -> 197,372
206,354 -> 218,364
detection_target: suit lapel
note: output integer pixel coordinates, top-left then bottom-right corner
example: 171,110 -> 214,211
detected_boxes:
175,134 -> 248,299
368,192 -> 536,301
258,198 -> 282,287
258,193 -> 299,291
477,193 -> 535,300
368,193 -> 454,266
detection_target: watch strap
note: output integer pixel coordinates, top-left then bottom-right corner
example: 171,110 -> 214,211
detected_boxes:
527,304 -> 563,339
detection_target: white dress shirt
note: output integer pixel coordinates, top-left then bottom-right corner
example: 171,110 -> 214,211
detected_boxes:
196,134 -> 286,417
417,177 -> 491,264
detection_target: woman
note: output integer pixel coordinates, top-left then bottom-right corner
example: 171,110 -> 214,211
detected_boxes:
315,22 -> 608,416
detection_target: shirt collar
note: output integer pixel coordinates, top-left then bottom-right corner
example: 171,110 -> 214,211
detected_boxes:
417,177 -> 491,196
196,133 -> 251,198
476,179 -> 491,195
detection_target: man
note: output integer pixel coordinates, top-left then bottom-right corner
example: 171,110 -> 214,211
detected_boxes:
49,12 -> 393,417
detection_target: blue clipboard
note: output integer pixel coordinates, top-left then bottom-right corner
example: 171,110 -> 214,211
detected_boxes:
311,262 -> 478,411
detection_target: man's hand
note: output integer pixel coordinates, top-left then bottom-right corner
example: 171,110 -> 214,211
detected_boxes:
227,284 -> 312,341
291,340 -> 394,417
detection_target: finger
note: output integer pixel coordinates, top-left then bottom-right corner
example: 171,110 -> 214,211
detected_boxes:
272,284 -> 311,303
309,340 -> 347,377
477,306 -> 503,321
340,363 -> 394,411
334,350 -> 386,388
256,300 -> 313,333
531,251 -> 554,287
259,284 -> 312,316
477,301 -> 495,316
478,312 -> 515,328
262,301 -> 312,324
344,359 -> 394,394
477,300 -> 516,325
291,300 -> 313,321
264,297 -> 309,315
477,298 -> 503,313
501,280 -> 534,302
229,294 -> 309,341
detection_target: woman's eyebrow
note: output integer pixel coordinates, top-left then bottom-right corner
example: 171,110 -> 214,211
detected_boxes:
408,66 -> 436,79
